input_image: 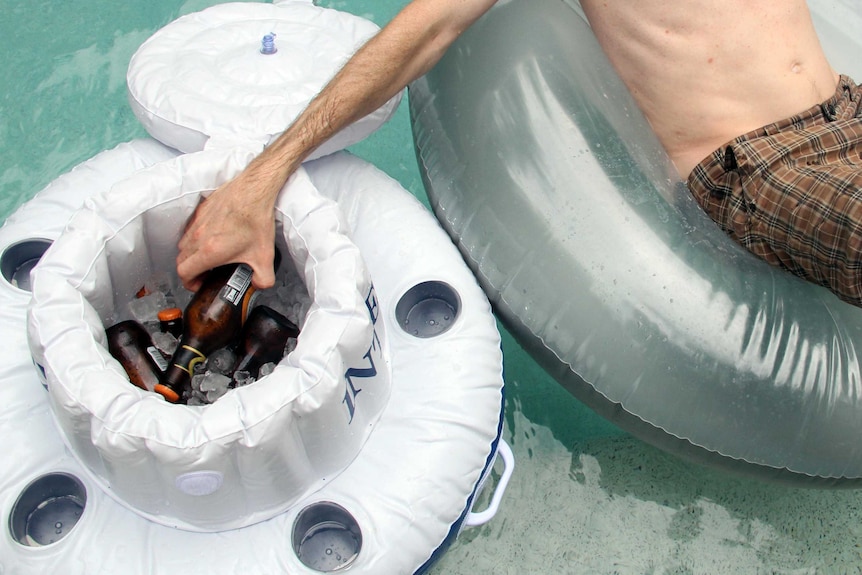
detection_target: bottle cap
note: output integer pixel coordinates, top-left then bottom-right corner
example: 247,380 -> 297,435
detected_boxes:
158,308 -> 183,322
154,384 -> 181,403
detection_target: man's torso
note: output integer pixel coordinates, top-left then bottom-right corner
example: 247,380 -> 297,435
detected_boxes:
579,0 -> 839,177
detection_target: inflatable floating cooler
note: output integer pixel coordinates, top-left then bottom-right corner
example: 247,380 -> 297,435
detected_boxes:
1,2 -> 511,573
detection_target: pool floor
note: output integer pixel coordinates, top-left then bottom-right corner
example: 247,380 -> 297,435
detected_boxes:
2,1 -> 862,573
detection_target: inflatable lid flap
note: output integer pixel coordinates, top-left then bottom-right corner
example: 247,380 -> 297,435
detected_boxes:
27,147 -> 391,530
126,2 -> 401,156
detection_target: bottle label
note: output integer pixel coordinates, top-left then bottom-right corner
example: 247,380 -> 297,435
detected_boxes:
147,346 -> 169,372
220,264 -> 253,306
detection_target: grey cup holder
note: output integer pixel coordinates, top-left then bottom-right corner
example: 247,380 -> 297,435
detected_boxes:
9,472 -> 87,547
395,280 -> 461,338
292,502 -> 362,572
1,239 -> 52,292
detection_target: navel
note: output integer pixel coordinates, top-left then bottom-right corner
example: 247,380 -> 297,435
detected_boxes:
791,61 -> 803,74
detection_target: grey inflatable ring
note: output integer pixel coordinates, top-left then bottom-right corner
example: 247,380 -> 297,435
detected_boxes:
409,0 -> 862,485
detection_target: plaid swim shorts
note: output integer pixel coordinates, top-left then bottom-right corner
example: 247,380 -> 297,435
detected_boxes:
688,74 -> 862,306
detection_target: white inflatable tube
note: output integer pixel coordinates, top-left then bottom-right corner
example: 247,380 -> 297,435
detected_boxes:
28,146 -> 393,531
2,143 -> 508,573
0,140 -> 179,298
409,0 -> 862,484
3,2 -> 509,571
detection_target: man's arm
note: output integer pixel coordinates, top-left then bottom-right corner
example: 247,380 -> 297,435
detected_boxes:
176,0 -> 497,291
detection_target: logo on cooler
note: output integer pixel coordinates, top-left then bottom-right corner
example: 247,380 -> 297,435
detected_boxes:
342,285 -> 382,423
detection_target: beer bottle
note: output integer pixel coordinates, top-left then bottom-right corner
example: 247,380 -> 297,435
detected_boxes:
106,320 -> 172,396
159,249 -> 281,402
233,305 -> 300,380
158,307 -> 183,338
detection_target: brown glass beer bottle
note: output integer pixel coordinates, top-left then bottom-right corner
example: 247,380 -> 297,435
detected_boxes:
159,263 -> 258,402
157,307 -> 183,338
233,305 -> 300,380
106,320 -> 171,395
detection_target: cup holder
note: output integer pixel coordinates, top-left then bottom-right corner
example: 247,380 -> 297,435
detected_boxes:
1,239 -> 52,292
395,280 -> 461,338
9,472 -> 87,547
292,502 -> 362,572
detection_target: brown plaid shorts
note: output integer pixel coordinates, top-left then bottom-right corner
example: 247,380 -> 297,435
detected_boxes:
688,74 -> 862,306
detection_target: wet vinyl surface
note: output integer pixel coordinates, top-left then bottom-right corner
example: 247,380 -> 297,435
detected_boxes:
2,0 -> 862,573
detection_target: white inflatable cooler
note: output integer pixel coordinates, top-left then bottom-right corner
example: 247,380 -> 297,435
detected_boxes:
1,2 -> 511,574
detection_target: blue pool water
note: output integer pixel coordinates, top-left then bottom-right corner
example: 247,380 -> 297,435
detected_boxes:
3,1 -> 862,573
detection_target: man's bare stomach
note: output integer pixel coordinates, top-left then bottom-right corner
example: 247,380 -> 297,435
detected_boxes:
580,0 -> 839,178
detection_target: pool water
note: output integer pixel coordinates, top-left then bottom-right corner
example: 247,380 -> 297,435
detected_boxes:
3,1 -> 862,573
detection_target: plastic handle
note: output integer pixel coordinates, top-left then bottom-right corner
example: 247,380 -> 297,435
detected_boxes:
464,439 -> 514,527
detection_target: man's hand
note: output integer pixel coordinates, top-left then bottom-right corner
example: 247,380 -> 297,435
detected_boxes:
176,171 -> 279,292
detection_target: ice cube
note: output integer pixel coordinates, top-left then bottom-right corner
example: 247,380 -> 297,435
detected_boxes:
188,388 -> 208,404
259,362 -> 277,378
206,387 -> 229,403
199,372 -> 231,394
128,292 -> 168,326
206,348 -> 236,375
190,373 -> 207,393
143,271 -> 176,305
233,370 -> 254,387
151,331 -> 178,358
187,395 -> 206,406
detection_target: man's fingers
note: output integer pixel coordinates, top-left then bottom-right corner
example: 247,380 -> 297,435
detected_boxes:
176,248 -> 210,292
184,275 -> 204,293
251,264 -> 276,290
177,196 -> 210,253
